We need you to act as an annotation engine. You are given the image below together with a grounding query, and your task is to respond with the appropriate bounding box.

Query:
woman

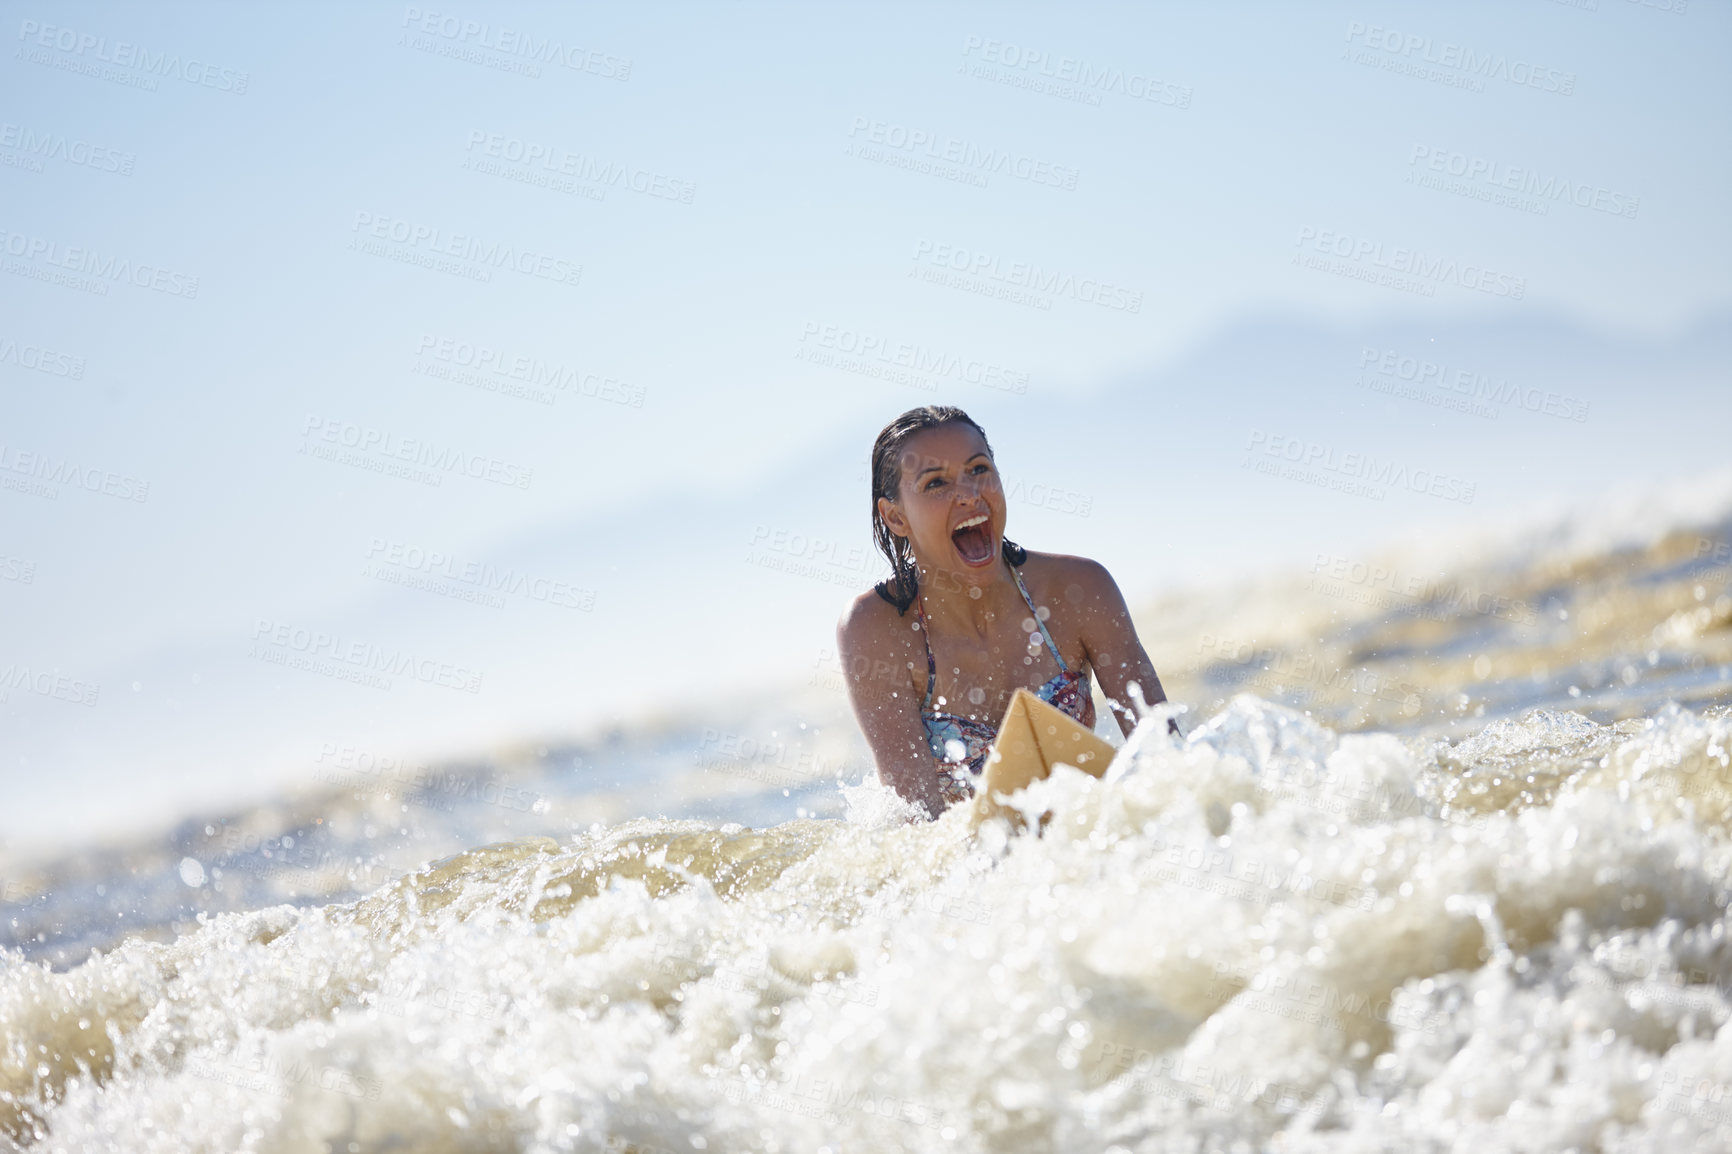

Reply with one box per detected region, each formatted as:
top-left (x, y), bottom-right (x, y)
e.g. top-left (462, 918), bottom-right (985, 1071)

top-left (837, 406), bottom-right (1167, 818)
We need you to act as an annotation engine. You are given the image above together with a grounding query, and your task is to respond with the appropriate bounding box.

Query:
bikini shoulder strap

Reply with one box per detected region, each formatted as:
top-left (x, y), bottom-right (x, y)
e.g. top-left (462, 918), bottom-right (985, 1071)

top-left (1012, 565), bottom-right (1070, 673)
top-left (913, 595), bottom-right (938, 710)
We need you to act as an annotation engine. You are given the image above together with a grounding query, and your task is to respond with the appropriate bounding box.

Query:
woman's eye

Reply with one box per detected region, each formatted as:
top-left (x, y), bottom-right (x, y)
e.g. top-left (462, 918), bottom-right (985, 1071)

top-left (971, 464), bottom-right (990, 475)
top-left (925, 477), bottom-right (947, 490)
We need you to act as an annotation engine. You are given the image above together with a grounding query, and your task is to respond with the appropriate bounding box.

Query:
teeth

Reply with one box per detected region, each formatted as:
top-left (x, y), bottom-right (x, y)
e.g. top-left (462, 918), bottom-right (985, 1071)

top-left (954, 514), bottom-right (988, 531)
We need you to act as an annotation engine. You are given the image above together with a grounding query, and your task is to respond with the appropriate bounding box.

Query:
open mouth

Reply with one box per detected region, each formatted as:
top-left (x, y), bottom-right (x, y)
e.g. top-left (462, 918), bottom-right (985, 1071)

top-left (950, 512), bottom-right (995, 567)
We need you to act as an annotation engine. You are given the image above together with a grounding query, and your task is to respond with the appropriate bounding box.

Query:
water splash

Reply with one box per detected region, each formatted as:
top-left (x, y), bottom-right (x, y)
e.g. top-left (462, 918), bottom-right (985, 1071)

top-left (6, 697), bottom-right (1732, 1152)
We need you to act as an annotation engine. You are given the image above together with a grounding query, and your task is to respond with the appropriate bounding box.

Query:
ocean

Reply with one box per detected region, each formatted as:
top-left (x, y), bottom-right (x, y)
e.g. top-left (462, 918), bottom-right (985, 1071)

top-left (4, 479), bottom-right (1732, 1153)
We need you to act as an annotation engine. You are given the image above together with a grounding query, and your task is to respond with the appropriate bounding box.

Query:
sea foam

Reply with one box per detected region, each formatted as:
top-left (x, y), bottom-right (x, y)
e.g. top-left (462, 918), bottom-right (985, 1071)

top-left (6, 697), bottom-right (1732, 1153)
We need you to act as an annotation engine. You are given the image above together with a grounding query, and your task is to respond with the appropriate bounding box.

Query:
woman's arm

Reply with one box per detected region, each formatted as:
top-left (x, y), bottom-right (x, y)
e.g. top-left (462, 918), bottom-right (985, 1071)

top-left (836, 597), bottom-right (949, 819)
top-left (1067, 559), bottom-right (1168, 737)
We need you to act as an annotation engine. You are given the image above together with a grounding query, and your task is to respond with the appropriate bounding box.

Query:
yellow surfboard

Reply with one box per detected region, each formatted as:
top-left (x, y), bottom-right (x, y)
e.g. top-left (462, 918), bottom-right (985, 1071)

top-left (972, 687), bottom-right (1118, 826)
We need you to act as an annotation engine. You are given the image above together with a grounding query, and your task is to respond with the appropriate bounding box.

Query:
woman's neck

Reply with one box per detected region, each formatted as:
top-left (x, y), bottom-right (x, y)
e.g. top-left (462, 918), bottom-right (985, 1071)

top-left (917, 556), bottom-right (1019, 635)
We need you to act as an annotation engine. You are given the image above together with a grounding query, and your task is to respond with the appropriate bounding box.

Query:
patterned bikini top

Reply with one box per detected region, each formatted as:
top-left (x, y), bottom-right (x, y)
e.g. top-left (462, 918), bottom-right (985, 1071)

top-left (915, 565), bottom-right (1093, 803)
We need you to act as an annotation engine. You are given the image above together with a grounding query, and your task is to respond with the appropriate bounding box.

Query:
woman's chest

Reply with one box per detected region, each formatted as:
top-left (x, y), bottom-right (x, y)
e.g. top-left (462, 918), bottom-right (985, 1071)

top-left (918, 616), bottom-right (1085, 714)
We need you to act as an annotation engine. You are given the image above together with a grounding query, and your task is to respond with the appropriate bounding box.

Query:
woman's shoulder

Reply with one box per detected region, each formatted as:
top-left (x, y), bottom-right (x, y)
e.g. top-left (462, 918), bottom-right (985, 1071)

top-left (1018, 550), bottom-right (1134, 635)
top-left (1017, 549), bottom-right (1116, 598)
top-left (838, 582), bottom-right (914, 651)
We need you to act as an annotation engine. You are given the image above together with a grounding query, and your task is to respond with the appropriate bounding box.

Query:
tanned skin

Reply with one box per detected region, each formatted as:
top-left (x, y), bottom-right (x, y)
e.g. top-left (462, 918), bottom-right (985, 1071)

top-left (837, 423), bottom-right (1166, 818)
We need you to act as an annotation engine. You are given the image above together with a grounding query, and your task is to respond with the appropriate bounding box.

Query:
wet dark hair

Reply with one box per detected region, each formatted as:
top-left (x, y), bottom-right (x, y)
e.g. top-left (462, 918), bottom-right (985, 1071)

top-left (870, 405), bottom-right (1026, 613)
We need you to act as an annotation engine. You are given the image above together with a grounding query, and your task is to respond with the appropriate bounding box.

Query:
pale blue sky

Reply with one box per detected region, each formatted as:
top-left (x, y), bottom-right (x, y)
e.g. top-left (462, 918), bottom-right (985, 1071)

top-left (2, 1), bottom-right (1728, 849)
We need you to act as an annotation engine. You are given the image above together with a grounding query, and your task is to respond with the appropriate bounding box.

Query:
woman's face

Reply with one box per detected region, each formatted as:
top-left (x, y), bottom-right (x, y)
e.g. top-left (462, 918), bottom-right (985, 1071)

top-left (881, 423), bottom-right (1007, 583)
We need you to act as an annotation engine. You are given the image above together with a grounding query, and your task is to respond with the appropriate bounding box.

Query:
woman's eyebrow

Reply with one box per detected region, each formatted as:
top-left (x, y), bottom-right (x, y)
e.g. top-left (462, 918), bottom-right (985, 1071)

top-left (915, 452), bottom-right (987, 479)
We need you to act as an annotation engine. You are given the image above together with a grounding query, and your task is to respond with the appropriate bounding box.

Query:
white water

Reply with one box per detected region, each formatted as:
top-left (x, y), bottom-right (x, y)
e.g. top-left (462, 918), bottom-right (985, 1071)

top-left (6, 694), bottom-right (1732, 1153)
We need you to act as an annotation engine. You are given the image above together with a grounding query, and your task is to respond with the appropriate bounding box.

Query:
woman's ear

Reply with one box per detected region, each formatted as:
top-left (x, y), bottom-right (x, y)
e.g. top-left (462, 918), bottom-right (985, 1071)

top-left (877, 495), bottom-right (909, 539)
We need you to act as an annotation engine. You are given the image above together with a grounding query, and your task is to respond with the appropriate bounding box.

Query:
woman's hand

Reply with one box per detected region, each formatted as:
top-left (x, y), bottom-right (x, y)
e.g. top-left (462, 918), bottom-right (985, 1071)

top-left (882, 761), bottom-right (950, 821)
